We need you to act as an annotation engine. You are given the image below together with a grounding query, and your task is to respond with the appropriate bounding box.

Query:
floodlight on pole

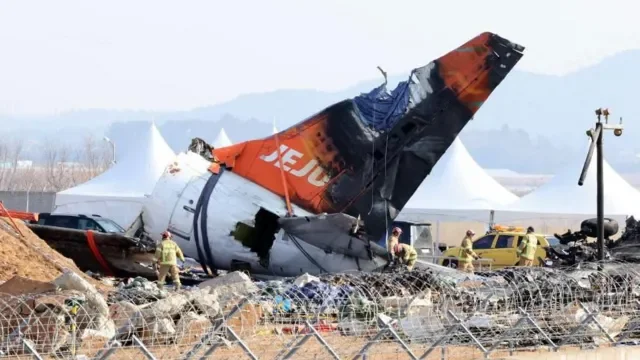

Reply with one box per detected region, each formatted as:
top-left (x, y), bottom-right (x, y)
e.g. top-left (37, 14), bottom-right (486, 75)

top-left (103, 136), bottom-right (116, 165)
top-left (577, 108), bottom-right (624, 263)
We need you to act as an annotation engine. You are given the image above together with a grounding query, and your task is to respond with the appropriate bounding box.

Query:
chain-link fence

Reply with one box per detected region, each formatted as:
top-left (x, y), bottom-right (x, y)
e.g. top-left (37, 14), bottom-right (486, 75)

top-left (2, 263), bottom-right (640, 359)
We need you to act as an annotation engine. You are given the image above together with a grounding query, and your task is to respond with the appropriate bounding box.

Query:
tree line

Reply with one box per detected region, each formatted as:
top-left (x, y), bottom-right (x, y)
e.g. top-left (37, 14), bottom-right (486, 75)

top-left (0, 136), bottom-right (113, 192)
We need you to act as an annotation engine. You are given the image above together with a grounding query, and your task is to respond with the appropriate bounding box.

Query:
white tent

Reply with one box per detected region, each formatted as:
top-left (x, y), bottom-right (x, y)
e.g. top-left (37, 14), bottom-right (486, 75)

top-left (399, 137), bottom-right (518, 222)
top-left (54, 123), bottom-right (176, 229)
top-left (497, 145), bottom-right (640, 219)
top-left (213, 128), bottom-right (233, 148)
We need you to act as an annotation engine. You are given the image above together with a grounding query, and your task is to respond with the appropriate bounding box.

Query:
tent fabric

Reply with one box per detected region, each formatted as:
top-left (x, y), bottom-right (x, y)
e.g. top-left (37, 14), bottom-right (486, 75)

top-left (497, 145), bottom-right (640, 218)
top-left (403, 137), bottom-right (518, 212)
top-left (54, 122), bottom-right (176, 228)
top-left (213, 128), bottom-right (233, 148)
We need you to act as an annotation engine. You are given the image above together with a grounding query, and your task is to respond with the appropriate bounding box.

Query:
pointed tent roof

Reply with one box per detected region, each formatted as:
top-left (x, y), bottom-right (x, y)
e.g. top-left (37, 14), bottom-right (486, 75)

top-left (213, 128), bottom-right (233, 148)
top-left (405, 137), bottom-right (518, 210)
top-left (56, 123), bottom-right (176, 199)
top-left (54, 122), bottom-right (176, 228)
top-left (504, 145), bottom-right (640, 216)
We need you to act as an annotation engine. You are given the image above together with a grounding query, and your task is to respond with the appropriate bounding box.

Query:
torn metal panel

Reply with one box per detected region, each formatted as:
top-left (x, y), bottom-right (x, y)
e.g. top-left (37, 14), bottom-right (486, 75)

top-left (278, 213), bottom-right (387, 260)
top-left (27, 224), bottom-right (155, 277)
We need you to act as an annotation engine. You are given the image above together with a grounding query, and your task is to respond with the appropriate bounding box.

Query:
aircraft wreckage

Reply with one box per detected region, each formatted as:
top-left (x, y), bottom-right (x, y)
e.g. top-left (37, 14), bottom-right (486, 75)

top-left (127, 32), bottom-right (526, 277)
top-left (135, 32), bottom-right (526, 277)
top-left (20, 32), bottom-right (525, 278)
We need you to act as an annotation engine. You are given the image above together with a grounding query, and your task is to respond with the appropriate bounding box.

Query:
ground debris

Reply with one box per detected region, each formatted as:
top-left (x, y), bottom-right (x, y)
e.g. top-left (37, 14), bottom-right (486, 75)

top-left (109, 276), bottom-right (168, 304)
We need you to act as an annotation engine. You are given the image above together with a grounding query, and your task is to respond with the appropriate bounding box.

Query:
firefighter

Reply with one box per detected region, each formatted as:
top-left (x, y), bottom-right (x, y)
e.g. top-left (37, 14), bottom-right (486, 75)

top-left (155, 230), bottom-right (185, 290)
top-left (393, 243), bottom-right (418, 271)
top-left (458, 229), bottom-right (479, 273)
top-left (387, 227), bottom-right (402, 262)
top-left (517, 226), bottom-right (538, 266)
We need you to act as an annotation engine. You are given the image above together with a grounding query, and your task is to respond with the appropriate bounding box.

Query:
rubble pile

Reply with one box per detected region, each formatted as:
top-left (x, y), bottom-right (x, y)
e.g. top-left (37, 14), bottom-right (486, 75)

top-left (109, 277), bottom-right (169, 305)
top-left (251, 266), bottom-right (640, 346)
top-left (0, 217), bottom-right (105, 289)
top-left (0, 271), bottom-right (259, 357)
top-left (545, 217), bottom-right (640, 267)
top-left (0, 272), bottom-right (114, 356)
top-left (3, 265), bottom-right (640, 357)
top-left (609, 216), bottom-right (640, 262)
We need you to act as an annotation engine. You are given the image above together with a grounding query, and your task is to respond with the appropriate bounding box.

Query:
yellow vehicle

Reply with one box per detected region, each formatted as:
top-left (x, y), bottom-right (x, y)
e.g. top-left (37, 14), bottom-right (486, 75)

top-left (439, 225), bottom-right (560, 269)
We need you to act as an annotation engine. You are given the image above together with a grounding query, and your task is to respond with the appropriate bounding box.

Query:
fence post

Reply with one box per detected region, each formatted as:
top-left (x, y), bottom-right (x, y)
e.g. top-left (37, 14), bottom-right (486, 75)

top-left (352, 314), bottom-right (418, 360)
top-left (132, 335), bottom-right (157, 360)
top-left (21, 338), bottom-right (44, 360)
top-left (279, 320), bottom-right (340, 360)
top-left (558, 302), bottom-right (614, 347)
top-left (485, 307), bottom-right (557, 358)
top-left (184, 298), bottom-right (256, 360)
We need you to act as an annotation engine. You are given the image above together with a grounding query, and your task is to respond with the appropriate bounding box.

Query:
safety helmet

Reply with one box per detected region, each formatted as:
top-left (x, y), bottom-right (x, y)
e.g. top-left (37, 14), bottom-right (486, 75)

top-left (162, 230), bottom-right (172, 239)
top-left (393, 243), bottom-right (402, 254)
top-left (466, 229), bottom-right (475, 236)
top-left (527, 226), bottom-right (534, 233)
top-left (392, 227), bottom-right (402, 234)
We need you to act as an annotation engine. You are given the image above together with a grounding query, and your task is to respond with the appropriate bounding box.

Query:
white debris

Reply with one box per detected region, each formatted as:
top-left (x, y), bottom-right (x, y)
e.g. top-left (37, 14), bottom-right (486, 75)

top-left (175, 311), bottom-right (210, 345)
top-left (81, 314), bottom-right (116, 340)
top-left (465, 313), bottom-right (502, 329)
top-left (145, 294), bottom-right (189, 317)
top-left (293, 273), bottom-right (320, 288)
top-left (381, 290), bottom-right (432, 318)
top-left (199, 271), bottom-right (258, 302)
top-left (192, 293), bottom-right (221, 317)
top-left (53, 271), bottom-right (109, 317)
top-left (136, 316), bottom-right (176, 344)
top-left (561, 303), bottom-right (630, 345)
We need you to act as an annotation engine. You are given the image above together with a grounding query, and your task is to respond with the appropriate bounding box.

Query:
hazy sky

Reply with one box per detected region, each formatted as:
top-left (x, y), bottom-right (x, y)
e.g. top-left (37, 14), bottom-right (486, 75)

top-left (1, 0), bottom-right (638, 115)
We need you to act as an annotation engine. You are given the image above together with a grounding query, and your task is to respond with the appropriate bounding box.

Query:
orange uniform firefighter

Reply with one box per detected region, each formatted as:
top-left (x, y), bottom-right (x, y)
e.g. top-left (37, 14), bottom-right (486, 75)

top-left (155, 230), bottom-right (185, 290)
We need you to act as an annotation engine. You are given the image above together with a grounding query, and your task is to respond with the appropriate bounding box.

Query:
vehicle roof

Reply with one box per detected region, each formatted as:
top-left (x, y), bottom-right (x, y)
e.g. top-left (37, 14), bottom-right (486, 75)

top-left (487, 231), bottom-right (549, 237)
top-left (40, 213), bottom-right (106, 220)
top-left (444, 232), bottom-right (554, 251)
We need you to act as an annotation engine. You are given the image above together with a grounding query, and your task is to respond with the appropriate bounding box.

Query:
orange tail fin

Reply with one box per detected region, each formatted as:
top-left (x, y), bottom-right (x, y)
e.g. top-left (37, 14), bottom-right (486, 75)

top-left (215, 32), bottom-right (524, 239)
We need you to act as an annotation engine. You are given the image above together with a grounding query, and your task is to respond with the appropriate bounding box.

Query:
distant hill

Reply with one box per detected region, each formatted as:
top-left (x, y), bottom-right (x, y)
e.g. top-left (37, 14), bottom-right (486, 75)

top-left (3, 49), bottom-right (640, 173)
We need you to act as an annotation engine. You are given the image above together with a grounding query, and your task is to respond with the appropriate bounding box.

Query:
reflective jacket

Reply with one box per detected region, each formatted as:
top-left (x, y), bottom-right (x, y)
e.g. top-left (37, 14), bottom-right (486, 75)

top-left (459, 236), bottom-right (476, 263)
top-left (387, 235), bottom-right (399, 259)
top-left (395, 243), bottom-right (417, 263)
top-left (155, 239), bottom-right (185, 266)
top-left (518, 234), bottom-right (538, 261)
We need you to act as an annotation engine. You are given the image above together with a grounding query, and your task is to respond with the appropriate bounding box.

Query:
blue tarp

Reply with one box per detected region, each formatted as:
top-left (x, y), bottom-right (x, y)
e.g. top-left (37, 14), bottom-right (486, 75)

top-left (353, 75), bottom-right (414, 131)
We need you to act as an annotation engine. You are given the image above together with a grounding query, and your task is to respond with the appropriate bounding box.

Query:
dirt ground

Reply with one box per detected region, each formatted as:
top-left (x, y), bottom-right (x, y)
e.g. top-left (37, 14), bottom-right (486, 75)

top-left (0, 217), bottom-right (107, 291)
top-left (63, 337), bottom-right (594, 360)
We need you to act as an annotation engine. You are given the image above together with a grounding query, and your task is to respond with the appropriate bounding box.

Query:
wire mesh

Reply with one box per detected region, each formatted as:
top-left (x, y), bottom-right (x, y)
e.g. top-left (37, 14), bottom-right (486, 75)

top-left (2, 263), bottom-right (640, 359)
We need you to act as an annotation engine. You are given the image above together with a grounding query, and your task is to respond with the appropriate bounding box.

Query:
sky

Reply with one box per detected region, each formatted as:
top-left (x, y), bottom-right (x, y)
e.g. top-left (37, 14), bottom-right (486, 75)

top-left (1, 0), bottom-right (639, 116)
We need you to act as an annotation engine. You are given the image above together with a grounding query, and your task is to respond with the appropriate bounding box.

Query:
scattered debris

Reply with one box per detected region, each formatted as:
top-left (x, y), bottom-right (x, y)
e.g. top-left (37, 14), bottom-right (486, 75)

top-left (110, 277), bottom-right (168, 304)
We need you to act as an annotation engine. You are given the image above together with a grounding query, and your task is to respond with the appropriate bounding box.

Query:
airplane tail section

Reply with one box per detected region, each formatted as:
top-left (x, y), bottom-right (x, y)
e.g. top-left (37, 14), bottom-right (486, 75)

top-left (214, 32), bottom-right (524, 239)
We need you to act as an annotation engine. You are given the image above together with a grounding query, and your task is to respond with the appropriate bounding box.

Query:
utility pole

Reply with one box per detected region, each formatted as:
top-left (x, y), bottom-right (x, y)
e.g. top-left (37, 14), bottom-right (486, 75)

top-left (578, 108), bottom-right (623, 261)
